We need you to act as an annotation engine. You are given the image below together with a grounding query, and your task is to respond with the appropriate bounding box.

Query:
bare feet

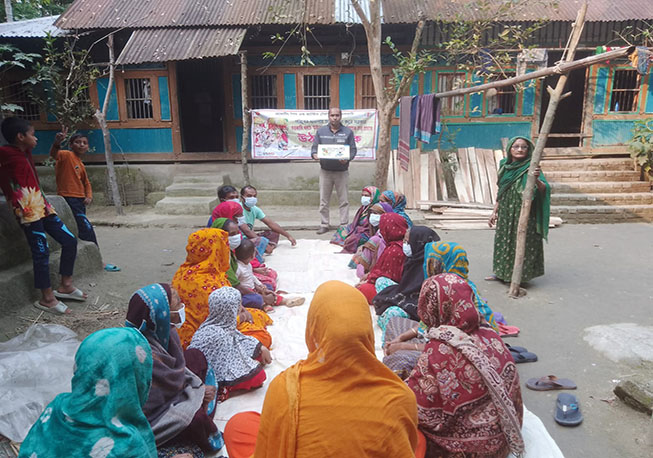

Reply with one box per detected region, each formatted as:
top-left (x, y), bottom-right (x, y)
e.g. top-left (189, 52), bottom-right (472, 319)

top-left (484, 275), bottom-right (500, 282)
top-left (283, 297), bottom-right (306, 307)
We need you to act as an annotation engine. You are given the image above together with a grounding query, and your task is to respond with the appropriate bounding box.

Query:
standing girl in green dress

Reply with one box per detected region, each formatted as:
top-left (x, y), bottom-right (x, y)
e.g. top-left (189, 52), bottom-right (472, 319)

top-left (487, 136), bottom-right (551, 286)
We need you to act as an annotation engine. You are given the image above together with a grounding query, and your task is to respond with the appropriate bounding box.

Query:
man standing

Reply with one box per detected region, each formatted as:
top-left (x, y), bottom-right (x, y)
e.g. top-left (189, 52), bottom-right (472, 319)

top-left (311, 107), bottom-right (357, 235)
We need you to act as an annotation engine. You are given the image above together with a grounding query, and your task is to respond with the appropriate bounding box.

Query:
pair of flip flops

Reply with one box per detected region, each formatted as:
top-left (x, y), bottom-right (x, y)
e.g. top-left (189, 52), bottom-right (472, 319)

top-left (507, 344), bottom-right (538, 363)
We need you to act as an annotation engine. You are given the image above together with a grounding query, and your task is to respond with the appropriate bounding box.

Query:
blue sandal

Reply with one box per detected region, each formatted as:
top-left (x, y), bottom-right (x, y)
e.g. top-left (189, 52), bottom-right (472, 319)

top-left (104, 264), bottom-right (121, 272)
top-left (555, 393), bottom-right (583, 426)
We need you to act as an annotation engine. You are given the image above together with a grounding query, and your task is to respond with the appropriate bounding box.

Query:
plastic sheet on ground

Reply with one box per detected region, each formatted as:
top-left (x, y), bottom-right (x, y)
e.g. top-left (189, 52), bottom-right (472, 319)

top-left (214, 239), bottom-right (564, 458)
top-left (0, 324), bottom-right (80, 442)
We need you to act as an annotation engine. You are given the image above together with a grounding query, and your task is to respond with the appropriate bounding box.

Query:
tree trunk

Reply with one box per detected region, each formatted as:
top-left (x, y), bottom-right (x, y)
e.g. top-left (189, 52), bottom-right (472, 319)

top-left (4, 0), bottom-right (13, 22)
top-left (239, 51), bottom-right (251, 185)
top-left (374, 108), bottom-right (394, 188)
top-left (507, 2), bottom-right (587, 297)
top-left (94, 34), bottom-right (123, 216)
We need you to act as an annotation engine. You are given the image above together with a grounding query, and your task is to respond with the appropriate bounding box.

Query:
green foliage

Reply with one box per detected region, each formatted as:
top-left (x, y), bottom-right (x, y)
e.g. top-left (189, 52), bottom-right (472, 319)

top-left (384, 36), bottom-right (435, 98)
top-left (628, 118), bottom-right (653, 176)
top-left (1, 0), bottom-right (72, 21)
top-left (0, 44), bottom-right (41, 113)
top-left (26, 33), bottom-right (99, 131)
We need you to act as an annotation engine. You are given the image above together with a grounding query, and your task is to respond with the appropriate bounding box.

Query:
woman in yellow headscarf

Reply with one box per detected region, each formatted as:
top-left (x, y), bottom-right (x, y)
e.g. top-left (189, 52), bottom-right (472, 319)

top-left (223, 281), bottom-right (421, 458)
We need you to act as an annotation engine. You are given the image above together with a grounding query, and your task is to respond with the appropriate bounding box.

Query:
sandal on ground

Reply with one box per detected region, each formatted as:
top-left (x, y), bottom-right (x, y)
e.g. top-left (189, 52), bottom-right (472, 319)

top-left (554, 393), bottom-right (583, 426)
top-left (33, 301), bottom-right (69, 315)
top-left (484, 275), bottom-right (500, 281)
top-left (54, 288), bottom-right (86, 301)
top-left (104, 263), bottom-right (121, 272)
top-left (527, 375), bottom-right (577, 391)
top-left (510, 350), bottom-right (538, 363)
top-left (505, 344), bottom-right (528, 353)
top-left (285, 297), bottom-right (306, 307)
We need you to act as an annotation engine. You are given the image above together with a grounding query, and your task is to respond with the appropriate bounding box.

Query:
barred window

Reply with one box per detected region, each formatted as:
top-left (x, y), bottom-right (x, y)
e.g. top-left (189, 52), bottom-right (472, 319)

top-left (361, 74), bottom-right (390, 109)
top-left (486, 73), bottom-right (516, 115)
top-left (437, 72), bottom-right (465, 116)
top-left (1, 83), bottom-right (40, 120)
top-left (125, 78), bottom-right (153, 119)
top-left (610, 69), bottom-right (640, 112)
top-left (251, 75), bottom-right (277, 109)
top-left (303, 75), bottom-right (330, 109)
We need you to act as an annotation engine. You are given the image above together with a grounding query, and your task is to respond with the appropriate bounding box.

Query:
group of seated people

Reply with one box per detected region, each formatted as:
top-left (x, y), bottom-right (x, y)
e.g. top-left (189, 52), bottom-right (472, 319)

top-left (19, 185), bottom-right (524, 458)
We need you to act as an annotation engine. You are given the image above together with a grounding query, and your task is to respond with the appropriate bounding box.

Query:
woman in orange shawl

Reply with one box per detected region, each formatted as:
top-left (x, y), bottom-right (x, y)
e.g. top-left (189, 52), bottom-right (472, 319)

top-left (172, 228), bottom-right (272, 349)
top-left (224, 281), bottom-right (420, 458)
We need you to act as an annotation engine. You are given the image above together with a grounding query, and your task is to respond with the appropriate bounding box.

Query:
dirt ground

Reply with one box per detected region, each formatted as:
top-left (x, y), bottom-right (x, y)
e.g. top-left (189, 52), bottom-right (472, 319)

top-left (3, 223), bottom-right (653, 457)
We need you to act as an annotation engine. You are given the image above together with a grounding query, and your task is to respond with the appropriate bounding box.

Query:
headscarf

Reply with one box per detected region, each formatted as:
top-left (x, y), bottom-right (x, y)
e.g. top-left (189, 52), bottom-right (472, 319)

top-left (373, 226), bottom-right (440, 320)
top-left (407, 274), bottom-right (524, 457)
top-left (172, 228), bottom-right (231, 348)
top-left (423, 241), bottom-right (498, 331)
top-left (352, 201), bottom-right (393, 273)
top-left (188, 287), bottom-right (263, 386)
top-left (333, 185), bottom-right (382, 252)
top-left (382, 190), bottom-right (413, 227)
top-left (497, 136), bottom-right (551, 240)
top-left (126, 283), bottom-right (206, 444)
top-left (366, 213), bottom-right (408, 285)
top-left (360, 185), bottom-right (381, 218)
top-left (18, 328), bottom-right (156, 458)
top-left (210, 217), bottom-right (241, 287)
top-left (211, 201), bottom-right (243, 222)
top-left (253, 281), bottom-right (418, 458)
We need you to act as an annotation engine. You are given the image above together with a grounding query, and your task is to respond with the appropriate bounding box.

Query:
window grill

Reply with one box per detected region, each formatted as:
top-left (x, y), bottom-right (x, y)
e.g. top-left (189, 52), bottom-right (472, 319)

top-left (1, 83), bottom-right (41, 120)
top-left (486, 73), bottom-right (516, 115)
top-left (125, 78), bottom-right (153, 119)
top-left (303, 75), bottom-right (331, 109)
top-left (437, 73), bottom-right (466, 116)
top-left (251, 75), bottom-right (278, 109)
top-left (361, 74), bottom-right (390, 109)
top-left (609, 69), bottom-right (640, 112)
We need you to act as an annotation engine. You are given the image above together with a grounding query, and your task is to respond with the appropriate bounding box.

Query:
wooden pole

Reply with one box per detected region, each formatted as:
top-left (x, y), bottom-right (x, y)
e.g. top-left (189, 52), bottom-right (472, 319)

top-left (434, 45), bottom-right (633, 100)
top-left (94, 34), bottom-right (123, 216)
top-left (239, 51), bottom-right (251, 186)
top-left (507, 2), bottom-right (588, 297)
top-left (4, 0), bottom-right (13, 22)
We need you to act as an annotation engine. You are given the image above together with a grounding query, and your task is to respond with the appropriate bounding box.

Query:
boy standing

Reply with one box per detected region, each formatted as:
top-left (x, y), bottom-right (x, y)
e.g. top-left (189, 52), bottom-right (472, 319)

top-left (0, 117), bottom-right (85, 314)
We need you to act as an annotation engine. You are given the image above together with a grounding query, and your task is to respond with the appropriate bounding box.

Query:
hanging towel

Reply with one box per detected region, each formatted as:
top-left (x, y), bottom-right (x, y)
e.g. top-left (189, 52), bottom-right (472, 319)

top-left (413, 94), bottom-right (441, 144)
top-left (398, 96), bottom-right (413, 171)
top-left (629, 46), bottom-right (651, 75)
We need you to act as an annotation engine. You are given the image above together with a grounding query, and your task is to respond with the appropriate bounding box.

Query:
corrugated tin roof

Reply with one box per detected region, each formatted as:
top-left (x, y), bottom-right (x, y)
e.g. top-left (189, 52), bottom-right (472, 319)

top-left (55, 0), bottom-right (653, 29)
top-left (115, 27), bottom-right (246, 64)
top-left (0, 15), bottom-right (68, 38)
top-left (335, 0), bottom-right (383, 24)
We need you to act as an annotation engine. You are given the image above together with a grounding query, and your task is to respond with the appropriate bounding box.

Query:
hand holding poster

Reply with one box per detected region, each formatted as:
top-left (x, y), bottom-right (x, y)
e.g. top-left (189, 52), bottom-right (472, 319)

top-left (251, 109), bottom-right (377, 160)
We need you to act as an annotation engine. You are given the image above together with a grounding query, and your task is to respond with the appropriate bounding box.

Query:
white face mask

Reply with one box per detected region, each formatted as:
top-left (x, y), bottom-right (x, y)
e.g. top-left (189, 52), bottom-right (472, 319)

top-left (228, 234), bottom-right (242, 250)
top-left (237, 216), bottom-right (246, 225)
top-left (172, 304), bottom-right (186, 329)
top-left (228, 198), bottom-right (242, 205)
top-left (369, 213), bottom-right (381, 226)
top-left (361, 196), bottom-right (371, 206)
top-left (402, 242), bottom-right (412, 257)
top-left (244, 196), bottom-right (258, 208)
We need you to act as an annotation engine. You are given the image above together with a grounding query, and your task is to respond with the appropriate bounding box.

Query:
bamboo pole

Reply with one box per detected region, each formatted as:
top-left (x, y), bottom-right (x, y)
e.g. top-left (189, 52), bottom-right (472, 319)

top-left (239, 51), bottom-right (251, 186)
top-left (434, 45), bottom-right (633, 100)
top-left (507, 2), bottom-right (588, 298)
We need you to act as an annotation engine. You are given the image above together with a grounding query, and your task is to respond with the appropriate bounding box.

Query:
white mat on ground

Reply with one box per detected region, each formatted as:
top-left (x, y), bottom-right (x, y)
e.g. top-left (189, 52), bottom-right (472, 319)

top-left (215, 239), bottom-right (564, 458)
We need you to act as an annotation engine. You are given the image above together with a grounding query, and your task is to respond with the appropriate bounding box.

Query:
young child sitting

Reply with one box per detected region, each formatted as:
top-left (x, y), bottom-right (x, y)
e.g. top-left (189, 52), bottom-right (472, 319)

top-left (235, 239), bottom-right (304, 312)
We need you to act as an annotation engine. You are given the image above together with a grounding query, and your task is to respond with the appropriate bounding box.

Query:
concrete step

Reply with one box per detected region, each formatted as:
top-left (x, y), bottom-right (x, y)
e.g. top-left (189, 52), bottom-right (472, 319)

top-left (257, 190), bottom-right (362, 207)
top-left (552, 204), bottom-right (653, 223)
top-left (546, 170), bottom-right (641, 182)
top-left (171, 174), bottom-right (222, 185)
top-left (154, 196), bottom-right (218, 215)
top-left (541, 158), bottom-right (635, 172)
top-left (550, 181), bottom-right (651, 194)
top-left (552, 192), bottom-right (653, 206)
top-left (165, 182), bottom-right (217, 197)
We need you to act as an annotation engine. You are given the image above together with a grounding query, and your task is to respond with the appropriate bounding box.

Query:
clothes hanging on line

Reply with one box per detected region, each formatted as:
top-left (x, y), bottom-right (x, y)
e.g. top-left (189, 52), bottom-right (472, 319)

top-left (413, 94), bottom-right (441, 144)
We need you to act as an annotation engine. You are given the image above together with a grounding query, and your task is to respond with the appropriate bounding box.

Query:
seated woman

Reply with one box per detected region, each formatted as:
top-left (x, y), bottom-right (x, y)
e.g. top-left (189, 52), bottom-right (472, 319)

top-left (406, 274), bottom-right (524, 458)
top-left (331, 185), bottom-right (381, 253)
top-left (356, 212), bottom-right (408, 304)
top-left (189, 287), bottom-right (272, 401)
top-left (172, 224), bottom-right (272, 349)
top-left (349, 202), bottom-right (393, 277)
top-left (381, 190), bottom-right (413, 227)
top-left (126, 283), bottom-right (223, 455)
top-left (19, 328), bottom-right (158, 458)
top-left (208, 200), bottom-right (243, 228)
top-left (222, 281), bottom-right (421, 458)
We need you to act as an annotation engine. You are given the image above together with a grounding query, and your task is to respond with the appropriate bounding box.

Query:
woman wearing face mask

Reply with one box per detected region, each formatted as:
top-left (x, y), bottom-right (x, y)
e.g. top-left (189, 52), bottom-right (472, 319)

top-left (126, 283), bottom-right (224, 456)
top-left (331, 186), bottom-right (381, 254)
top-left (349, 203), bottom-right (393, 278)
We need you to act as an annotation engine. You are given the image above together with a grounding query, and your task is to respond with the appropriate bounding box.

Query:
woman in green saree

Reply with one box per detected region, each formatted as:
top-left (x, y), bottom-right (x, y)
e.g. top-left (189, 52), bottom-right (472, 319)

top-left (487, 136), bottom-right (551, 285)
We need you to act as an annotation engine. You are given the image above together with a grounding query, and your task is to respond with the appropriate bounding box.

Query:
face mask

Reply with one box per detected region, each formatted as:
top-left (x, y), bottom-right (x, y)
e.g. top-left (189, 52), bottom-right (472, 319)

top-left (402, 242), bottom-right (412, 257)
top-left (172, 304), bottom-right (186, 329)
top-left (228, 198), bottom-right (241, 204)
top-left (369, 213), bottom-right (381, 226)
top-left (245, 197), bottom-right (257, 207)
top-left (237, 216), bottom-right (246, 225)
top-left (228, 234), bottom-right (242, 250)
top-left (361, 196), bottom-right (371, 206)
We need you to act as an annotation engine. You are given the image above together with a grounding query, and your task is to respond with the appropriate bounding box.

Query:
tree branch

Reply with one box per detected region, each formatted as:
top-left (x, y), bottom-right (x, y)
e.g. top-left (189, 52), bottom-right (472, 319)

top-left (350, 0), bottom-right (371, 29)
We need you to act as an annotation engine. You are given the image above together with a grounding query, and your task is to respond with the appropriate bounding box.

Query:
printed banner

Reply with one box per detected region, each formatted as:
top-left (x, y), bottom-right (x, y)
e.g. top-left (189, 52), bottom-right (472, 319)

top-left (251, 109), bottom-right (378, 160)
